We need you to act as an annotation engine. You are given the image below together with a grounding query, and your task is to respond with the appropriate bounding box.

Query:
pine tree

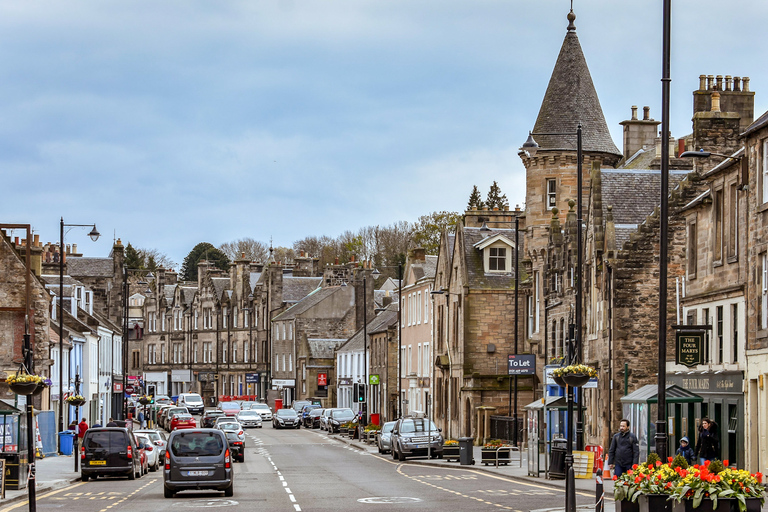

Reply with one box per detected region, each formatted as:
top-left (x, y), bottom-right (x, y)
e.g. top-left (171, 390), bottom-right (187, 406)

top-left (124, 243), bottom-right (145, 270)
top-left (467, 185), bottom-right (484, 210)
top-left (180, 242), bottom-right (230, 282)
top-left (486, 181), bottom-right (508, 210)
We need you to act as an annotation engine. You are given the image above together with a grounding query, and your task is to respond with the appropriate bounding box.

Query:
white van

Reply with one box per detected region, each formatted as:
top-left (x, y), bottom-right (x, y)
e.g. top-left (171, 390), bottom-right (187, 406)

top-left (177, 393), bottom-right (205, 414)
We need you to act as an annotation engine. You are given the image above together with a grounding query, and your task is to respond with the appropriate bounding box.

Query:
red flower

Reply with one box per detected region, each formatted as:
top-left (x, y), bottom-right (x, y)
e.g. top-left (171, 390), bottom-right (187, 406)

top-left (668, 456), bottom-right (674, 463)
top-left (655, 461), bottom-right (662, 467)
top-left (755, 472), bottom-right (763, 483)
top-left (723, 459), bottom-right (729, 467)
top-left (632, 464), bottom-right (639, 469)
top-left (627, 470), bottom-right (634, 475)
top-left (704, 460), bottom-right (711, 467)
top-left (634, 476), bottom-right (641, 484)
top-left (612, 475), bottom-right (618, 481)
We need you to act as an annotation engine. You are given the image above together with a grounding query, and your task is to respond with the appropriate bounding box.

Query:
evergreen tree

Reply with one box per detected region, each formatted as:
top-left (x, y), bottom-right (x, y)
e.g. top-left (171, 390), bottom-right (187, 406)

top-left (180, 242), bottom-right (230, 282)
top-left (467, 185), bottom-right (484, 210)
top-left (124, 243), bottom-right (144, 270)
top-left (411, 211), bottom-right (462, 255)
top-left (485, 181), bottom-right (508, 210)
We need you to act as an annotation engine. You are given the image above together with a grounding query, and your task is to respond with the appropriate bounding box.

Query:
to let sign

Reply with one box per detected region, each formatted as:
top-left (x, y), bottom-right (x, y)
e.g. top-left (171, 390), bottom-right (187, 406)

top-left (317, 373), bottom-right (327, 386)
top-left (508, 354), bottom-right (536, 375)
top-left (676, 330), bottom-right (704, 367)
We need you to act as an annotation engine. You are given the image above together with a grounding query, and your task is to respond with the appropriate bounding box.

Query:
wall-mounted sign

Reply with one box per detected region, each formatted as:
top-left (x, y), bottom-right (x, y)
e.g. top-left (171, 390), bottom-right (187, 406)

top-left (369, 375), bottom-right (379, 385)
top-left (245, 373), bottom-right (260, 384)
top-left (113, 382), bottom-right (123, 393)
top-left (508, 354), bottom-right (536, 375)
top-left (676, 330), bottom-right (705, 367)
top-left (318, 373), bottom-right (327, 386)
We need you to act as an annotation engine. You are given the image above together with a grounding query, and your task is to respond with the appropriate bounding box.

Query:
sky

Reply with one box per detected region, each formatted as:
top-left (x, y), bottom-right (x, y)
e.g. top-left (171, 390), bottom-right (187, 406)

top-left (2, 0), bottom-right (767, 269)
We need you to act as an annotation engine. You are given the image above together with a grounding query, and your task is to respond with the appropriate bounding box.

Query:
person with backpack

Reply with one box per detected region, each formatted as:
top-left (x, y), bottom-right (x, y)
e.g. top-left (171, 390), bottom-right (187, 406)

top-left (608, 418), bottom-right (639, 477)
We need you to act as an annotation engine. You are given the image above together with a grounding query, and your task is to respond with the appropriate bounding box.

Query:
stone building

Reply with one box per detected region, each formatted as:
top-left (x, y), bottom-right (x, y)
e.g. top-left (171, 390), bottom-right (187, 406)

top-left (368, 304), bottom-right (399, 423)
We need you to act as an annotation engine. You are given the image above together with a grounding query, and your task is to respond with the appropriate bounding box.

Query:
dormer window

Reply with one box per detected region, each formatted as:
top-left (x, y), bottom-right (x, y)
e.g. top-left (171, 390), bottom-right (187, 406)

top-left (489, 247), bottom-right (506, 271)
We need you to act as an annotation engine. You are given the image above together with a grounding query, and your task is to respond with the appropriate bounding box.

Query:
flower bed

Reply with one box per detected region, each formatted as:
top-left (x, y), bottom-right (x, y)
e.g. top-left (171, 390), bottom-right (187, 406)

top-left (444, 440), bottom-right (460, 461)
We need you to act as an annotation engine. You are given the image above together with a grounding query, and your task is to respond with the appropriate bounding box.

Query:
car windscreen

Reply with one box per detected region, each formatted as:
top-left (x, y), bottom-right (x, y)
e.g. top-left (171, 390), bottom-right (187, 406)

top-left (332, 410), bottom-right (354, 421)
top-left (382, 422), bottom-right (395, 433)
top-left (398, 419), bottom-right (439, 433)
top-left (219, 423), bottom-right (240, 431)
top-left (252, 404), bottom-right (270, 410)
top-left (309, 409), bottom-right (323, 417)
top-left (171, 432), bottom-right (224, 457)
top-left (85, 431), bottom-right (127, 451)
top-left (277, 409), bottom-right (297, 418)
top-left (238, 411), bottom-right (259, 417)
top-left (182, 394), bottom-right (203, 403)
top-left (175, 415), bottom-right (193, 421)
top-left (221, 403), bottom-right (240, 410)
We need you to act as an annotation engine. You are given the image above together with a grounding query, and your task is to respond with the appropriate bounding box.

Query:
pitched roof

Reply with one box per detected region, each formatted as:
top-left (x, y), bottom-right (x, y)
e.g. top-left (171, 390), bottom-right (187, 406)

top-left (67, 257), bottom-right (114, 278)
top-left (249, 272), bottom-right (262, 291)
top-left (742, 109), bottom-right (768, 137)
top-left (600, 169), bottom-right (690, 249)
top-left (462, 226), bottom-right (520, 290)
top-left (272, 286), bottom-right (346, 321)
top-left (283, 276), bottom-right (322, 303)
top-left (308, 338), bottom-right (346, 359)
top-left (338, 306), bottom-right (398, 354)
top-left (409, 255), bottom-right (438, 282)
top-left (212, 277), bottom-right (230, 300)
top-left (530, 12), bottom-right (620, 157)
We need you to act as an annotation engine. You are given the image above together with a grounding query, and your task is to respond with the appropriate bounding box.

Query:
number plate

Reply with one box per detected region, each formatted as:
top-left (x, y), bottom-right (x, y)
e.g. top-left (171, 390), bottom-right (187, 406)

top-left (187, 470), bottom-right (208, 477)
top-left (89, 460), bottom-right (106, 465)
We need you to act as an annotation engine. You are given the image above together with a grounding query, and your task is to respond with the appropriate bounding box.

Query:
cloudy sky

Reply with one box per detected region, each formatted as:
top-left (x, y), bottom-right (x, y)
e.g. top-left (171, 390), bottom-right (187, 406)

top-left (2, 0), bottom-right (766, 268)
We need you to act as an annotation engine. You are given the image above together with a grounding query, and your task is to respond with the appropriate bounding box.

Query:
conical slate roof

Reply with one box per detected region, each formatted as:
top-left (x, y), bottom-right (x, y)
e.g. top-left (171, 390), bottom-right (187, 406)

top-left (531, 11), bottom-right (621, 157)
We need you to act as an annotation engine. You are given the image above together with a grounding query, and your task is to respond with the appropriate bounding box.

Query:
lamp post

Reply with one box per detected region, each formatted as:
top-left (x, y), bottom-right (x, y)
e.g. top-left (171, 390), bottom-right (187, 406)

top-left (362, 273), bottom-right (369, 426)
top-left (371, 263), bottom-right (403, 419)
top-left (73, 369), bottom-right (81, 472)
top-left (522, 124), bottom-right (583, 512)
top-left (58, 219), bottom-right (99, 451)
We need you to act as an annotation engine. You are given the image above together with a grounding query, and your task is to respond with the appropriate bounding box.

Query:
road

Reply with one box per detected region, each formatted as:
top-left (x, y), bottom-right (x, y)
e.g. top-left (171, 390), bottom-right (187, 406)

top-left (2, 424), bottom-right (597, 512)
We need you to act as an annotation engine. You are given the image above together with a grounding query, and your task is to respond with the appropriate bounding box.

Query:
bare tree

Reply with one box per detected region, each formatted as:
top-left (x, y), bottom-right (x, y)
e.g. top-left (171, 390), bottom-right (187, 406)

top-left (219, 237), bottom-right (270, 262)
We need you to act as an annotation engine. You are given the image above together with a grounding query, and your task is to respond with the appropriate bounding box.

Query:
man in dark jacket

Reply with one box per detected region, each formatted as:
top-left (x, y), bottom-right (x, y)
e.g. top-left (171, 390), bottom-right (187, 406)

top-left (608, 419), bottom-right (639, 478)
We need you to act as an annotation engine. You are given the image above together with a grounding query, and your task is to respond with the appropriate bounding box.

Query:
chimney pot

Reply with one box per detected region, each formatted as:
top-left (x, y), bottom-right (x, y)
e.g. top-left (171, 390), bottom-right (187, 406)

top-left (743, 77), bottom-right (750, 92)
top-left (734, 77), bottom-right (741, 92)
top-left (34, 234), bottom-right (40, 246)
top-left (716, 75), bottom-right (723, 91)
top-left (707, 75), bottom-right (714, 90)
top-left (643, 106), bottom-right (650, 120)
top-left (631, 105), bottom-right (638, 120)
top-left (699, 75), bottom-right (706, 90)
top-left (725, 75), bottom-right (733, 91)
top-left (711, 91), bottom-right (721, 112)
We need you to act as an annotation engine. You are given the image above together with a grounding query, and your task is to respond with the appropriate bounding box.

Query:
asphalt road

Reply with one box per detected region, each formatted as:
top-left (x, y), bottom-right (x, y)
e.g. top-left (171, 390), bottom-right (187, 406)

top-left (3, 424), bottom-right (596, 512)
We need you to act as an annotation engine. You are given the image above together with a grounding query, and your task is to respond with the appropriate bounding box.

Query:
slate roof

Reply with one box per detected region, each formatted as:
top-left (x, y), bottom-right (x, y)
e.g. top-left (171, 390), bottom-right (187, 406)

top-left (283, 277), bottom-right (322, 303)
top-left (308, 339), bottom-right (346, 359)
top-left (410, 255), bottom-right (438, 282)
top-left (374, 290), bottom-right (398, 310)
top-left (742, 109), bottom-right (768, 137)
top-left (272, 286), bottom-right (344, 321)
top-left (67, 257), bottom-right (114, 278)
top-left (180, 286), bottom-right (197, 306)
top-left (163, 284), bottom-right (175, 301)
top-left (212, 278), bottom-right (229, 300)
top-left (600, 169), bottom-right (690, 249)
top-left (462, 226), bottom-right (520, 290)
top-left (249, 272), bottom-right (262, 291)
top-left (41, 274), bottom-right (82, 290)
top-left (530, 13), bottom-right (621, 157)
top-left (338, 304), bottom-right (399, 354)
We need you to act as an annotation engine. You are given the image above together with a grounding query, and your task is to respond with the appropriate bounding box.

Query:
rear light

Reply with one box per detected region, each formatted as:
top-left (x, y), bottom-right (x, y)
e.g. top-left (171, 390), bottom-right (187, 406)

top-left (145, 446), bottom-right (153, 452)
top-left (225, 449), bottom-right (231, 468)
top-left (238, 431), bottom-right (243, 436)
top-left (81, 445), bottom-right (85, 460)
top-left (233, 441), bottom-right (243, 446)
top-left (165, 450), bottom-right (170, 470)
top-left (127, 445), bottom-right (133, 459)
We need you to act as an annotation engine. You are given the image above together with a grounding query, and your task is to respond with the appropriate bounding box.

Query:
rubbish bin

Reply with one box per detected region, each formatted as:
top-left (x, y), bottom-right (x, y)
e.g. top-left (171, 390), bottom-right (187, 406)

top-left (58, 431), bottom-right (75, 456)
top-left (459, 437), bottom-right (475, 465)
top-left (549, 438), bottom-right (567, 479)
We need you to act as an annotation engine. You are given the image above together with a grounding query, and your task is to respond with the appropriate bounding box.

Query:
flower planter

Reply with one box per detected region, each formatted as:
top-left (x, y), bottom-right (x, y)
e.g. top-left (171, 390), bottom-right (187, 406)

top-left (672, 498), bottom-right (734, 512)
top-left (67, 399), bottom-right (86, 407)
top-left (339, 427), bottom-right (348, 436)
top-left (553, 375), bottom-right (567, 387)
top-left (741, 498), bottom-right (763, 512)
top-left (638, 494), bottom-right (673, 512)
top-left (9, 381), bottom-right (39, 395)
top-left (562, 373), bottom-right (591, 387)
top-left (616, 500), bottom-right (640, 512)
top-left (444, 445), bottom-right (460, 461)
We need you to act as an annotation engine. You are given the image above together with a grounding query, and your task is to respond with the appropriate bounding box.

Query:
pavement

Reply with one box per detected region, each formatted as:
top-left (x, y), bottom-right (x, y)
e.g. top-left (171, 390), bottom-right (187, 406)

top-left (1, 423), bottom-right (615, 511)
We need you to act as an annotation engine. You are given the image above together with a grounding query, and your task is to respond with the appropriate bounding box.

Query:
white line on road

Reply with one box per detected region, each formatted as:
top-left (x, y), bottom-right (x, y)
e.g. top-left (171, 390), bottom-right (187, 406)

top-left (294, 505), bottom-right (301, 511)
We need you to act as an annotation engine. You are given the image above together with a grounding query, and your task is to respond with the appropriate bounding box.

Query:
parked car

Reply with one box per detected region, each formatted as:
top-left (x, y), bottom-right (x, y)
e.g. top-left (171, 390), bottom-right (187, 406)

top-left (217, 421), bottom-right (245, 462)
top-left (239, 401), bottom-right (258, 410)
top-left (377, 421), bottom-right (396, 454)
top-left (217, 402), bottom-right (241, 417)
top-left (163, 407), bottom-right (190, 431)
top-left (80, 427), bottom-right (143, 481)
top-left (304, 408), bottom-right (324, 428)
top-left (327, 408), bottom-right (355, 433)
top-left (170, 413), bottom-right (197, 431)
top-left (135, 434), bottom-right (155, 473)
top-left (272, 409), bottom-right (300, 429)
top-left (291, 400), bottom-right (311, 414)
top-left (235, 410), bottom-right (263, 428)
top-left (390, 416), bottom-right (444, 461)
top-left (249, 403), bottom-right (273, 421)
top-left (177, 393), bottom-right (205, 415)
top-left (300, 404), bottom-right (321, 425)
top-left (156, 405), bottom-right (174, 428)
top-left (163, 429), bottom-right (234, 498)
top-left (154, 395), bottom-right (174, 406)
top-left (202, 410), bottom-right (226, 428)
top-left (319, 408), bottom-right (335, 431)
top-left (134, 429), bottom-right (166, 471)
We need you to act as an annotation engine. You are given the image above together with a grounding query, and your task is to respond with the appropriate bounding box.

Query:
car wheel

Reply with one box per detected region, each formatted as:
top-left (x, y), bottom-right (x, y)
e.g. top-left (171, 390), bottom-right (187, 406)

top-left (164, 487), bottom-right (175, 499)
top-left (392, 447), bottom-right (398, 460)
top-left (398, 449), bottom-right (406, 462)
top-left (224, 483), bottom-right (234, 497)
top-left (239, 454), bottom-right (245, 463)
top-left (81, 474), bottom-right (89, 482)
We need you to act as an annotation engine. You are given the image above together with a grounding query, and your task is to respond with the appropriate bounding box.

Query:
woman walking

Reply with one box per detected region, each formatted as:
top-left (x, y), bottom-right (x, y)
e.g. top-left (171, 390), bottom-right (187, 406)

top-left (695, 417), bottom-right (720, 465)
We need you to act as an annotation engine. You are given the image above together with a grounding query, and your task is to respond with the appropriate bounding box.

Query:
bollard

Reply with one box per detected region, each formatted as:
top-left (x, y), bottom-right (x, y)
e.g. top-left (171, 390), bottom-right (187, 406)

top-left (595, 472), bottom-right (604, 512)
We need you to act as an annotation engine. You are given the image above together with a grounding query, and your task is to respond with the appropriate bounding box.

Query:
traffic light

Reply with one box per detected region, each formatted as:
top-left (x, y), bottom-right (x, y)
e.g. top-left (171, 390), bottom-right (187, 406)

top-left (356, 383), bottom-right (366, 403)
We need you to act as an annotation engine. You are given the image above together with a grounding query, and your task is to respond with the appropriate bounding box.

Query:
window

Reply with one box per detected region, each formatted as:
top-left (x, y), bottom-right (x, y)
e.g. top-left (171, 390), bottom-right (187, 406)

top-left (244, 310), bottom-right (249, 328)
top-left (161, 314), bottom-right (166, 332)
top-left (194, 311), bottom-right (198, 330)
top-left (732, 304), bottom-right (738, 363)
top-left (288, 323), bottom-right (293, 340)
top-left (132, 350), bottom-right (140, 369)
top-left (401, 347), bottom-right (406, 377)
top-left (222, 343), bottom-right (227, 364)
top-left (148, 344), bottom-right (156, 364)
top-left (534, 271), bottom-right (540, 333)
top-left (728, 183), bottom-right (738, 259)
top-left (233, 307), bottom-right (238, 328)
top-left (407, 345), bottom-right (412, 375)
top-left (223, 308), bottom-right (228, 329)
top-left (282, 354), bottom-right (286, 372)
top-left (424, 291), bottom-right (429, 323)
top-left (717, 306), bottom-right (724, 364)
top-left (714, 188), bottom-right (723, 263)
top-left (489, 247), bottom-right (507, 271)
top-left (288, 354), bottom-right (292, 372)
top-left (417, 343), bottom-right (422, 376)
top-left (687, 221), bottom-right (697, 278)
top-left (417, 292), bottom-right (422, 324)
top-left (762, 254), bottom-right (768, 330)
top-left (244, 342), bottom-right (249, 363)
top-left (160, 343), bottom-right (165, 364)
top-left (762, 139), bottom-right (768, 203)
top-left (703, 309), bottom-right (710, 363)
top-left (547, 178), bottom-right (557, 209)
top-left (232, 342), bottom-right (237, 363)
top-left (402, 298), bottom-right (406, 327)
top-left (423, 343), bottom-right (429, 376)
top-left (193, 342), bottom-right (198, 363)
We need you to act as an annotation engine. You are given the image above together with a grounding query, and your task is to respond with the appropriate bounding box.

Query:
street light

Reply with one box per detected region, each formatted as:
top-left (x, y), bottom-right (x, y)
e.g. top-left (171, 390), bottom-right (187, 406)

top-left (362, 272), bottom-right (369, 426)
top-left (58, 219), bottom-right (99, 451)
top-left (371, 263), bottom-right (403, 419)
top-left (522, 124), bottom-right (583, 512)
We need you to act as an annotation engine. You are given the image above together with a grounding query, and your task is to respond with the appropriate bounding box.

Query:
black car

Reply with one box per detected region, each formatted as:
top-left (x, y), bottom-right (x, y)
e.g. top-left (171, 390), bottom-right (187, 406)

top-left (272, 409), bottom-right (300, 429)
top-left (304, 408), bottom-right (324, 428)
top-left (202, 410), bottom-right (225, 428)
top-left (164, 429), bottom-right (234, 498)
top-left (327, 408), bottom-right (355, 433)
top-left (80, 427), bottom-right (143, 481)
top-left (300, 404), bottom-right (321, 425)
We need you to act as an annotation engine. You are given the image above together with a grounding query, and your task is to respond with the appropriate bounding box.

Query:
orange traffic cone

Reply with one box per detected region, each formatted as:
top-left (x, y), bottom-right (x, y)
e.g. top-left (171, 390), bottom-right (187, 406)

top-left (602, 456), bottom-right (611, 479)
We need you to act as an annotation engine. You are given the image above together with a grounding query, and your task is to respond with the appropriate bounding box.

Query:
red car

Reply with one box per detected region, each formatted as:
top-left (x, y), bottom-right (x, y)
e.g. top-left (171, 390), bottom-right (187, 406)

top-left (135, 436), bottom-right (151, 475)
top-left (170, 414), bottom-right (197, 431)
top-left (218, 402), bottom-right (241, 417)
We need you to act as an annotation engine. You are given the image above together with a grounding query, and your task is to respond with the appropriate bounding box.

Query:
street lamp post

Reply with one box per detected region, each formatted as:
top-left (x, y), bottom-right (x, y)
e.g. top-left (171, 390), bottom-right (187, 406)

top-left (362, 273), bottom-right (368, 426)
top-left (58, 219), bottom-right (99, 451)
top-left (522, 124), bottom-right (583, 512)
top-left (73, 369), bottom-right (81, 472)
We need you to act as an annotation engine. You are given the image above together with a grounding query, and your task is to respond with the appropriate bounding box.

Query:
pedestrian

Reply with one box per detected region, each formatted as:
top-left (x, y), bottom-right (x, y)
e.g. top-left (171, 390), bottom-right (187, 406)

top-left (695, 418), bottom-right (720, 465)
top-left (608, 418), bottom-right (639, 478)
top-left (106, 417), bottom-right (118, 427)
top-left (78, 417), bottom-right (89, 439)
top-left (138, 410), bottom-right (146, 429)
top-left (68, 420), bottom-right (78, 432)
top-left (675, 436), bottom-right (695, 465)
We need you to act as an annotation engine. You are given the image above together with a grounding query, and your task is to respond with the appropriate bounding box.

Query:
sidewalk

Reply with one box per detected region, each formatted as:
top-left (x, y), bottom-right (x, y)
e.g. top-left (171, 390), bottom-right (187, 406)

top-left (330, 432), bottom-right (616, 511)
top-left (0, 454), bottom-right (82, 507)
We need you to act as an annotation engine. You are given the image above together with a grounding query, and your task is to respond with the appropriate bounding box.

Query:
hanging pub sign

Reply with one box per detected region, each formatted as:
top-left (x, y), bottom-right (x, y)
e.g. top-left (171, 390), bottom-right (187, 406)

top-left (674, 325), bottom-right (709, 368)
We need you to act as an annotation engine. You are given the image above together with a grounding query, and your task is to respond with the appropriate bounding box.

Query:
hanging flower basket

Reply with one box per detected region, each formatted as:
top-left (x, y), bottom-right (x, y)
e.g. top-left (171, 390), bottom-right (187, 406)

top-left (552, 364), bottom-right (597, 387)
top-left (6, 373), bottom-right (45, 396)
top-left (9, 381), bottom-right (39, 395)
top-left (553, 374), bottom-right (567, 387)
top-left (138, 396), bottom-right (151, 405)
top-left (66, 395), bottom-right (86, 407)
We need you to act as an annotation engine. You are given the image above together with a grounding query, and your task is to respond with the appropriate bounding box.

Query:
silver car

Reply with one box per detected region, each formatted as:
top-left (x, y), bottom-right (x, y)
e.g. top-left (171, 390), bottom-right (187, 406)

top-left (377, 421), bottom-right (396, 454)
top-left (135, 433), bottom-right (160, 471)
top-left (391, 417), bottom-right (444, 461)
top-left (134, 429), bottom-right (167, 471)
top-left (235, 410), bottom-right (263, 428)
top-left (217, 421), bottom-right (246, 462)
top-left (249, 403), bottom-right (273, 421)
